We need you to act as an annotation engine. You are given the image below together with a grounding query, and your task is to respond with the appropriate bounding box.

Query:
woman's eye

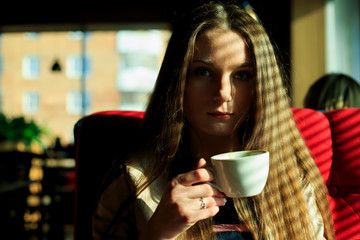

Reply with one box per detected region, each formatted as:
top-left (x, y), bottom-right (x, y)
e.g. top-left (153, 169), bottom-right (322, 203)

top-left (194, 67), bottom-right (211, 77)
top-left (233, 71), bottom-right (252, 81)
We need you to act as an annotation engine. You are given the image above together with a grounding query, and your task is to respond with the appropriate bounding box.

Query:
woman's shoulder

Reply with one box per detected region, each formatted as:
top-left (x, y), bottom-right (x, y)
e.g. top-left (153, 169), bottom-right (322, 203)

top-left (92, 159), bottom-right (139, 239)
top-left (126, 151), bottom-right (151, 179)
top-left (97, 167), bottom-right (136, 214)
top-left (99, 152), bottom-right (150, 200)
top-left (93, 164), bottom-right (139, 239)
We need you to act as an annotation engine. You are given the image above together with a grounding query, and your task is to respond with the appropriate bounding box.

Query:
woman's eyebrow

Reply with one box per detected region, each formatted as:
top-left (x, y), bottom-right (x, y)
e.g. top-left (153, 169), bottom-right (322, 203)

top-left (192, 59), bottom-right (252, 66)
top-left (192, 59), bottom-right (212, 65)
top-left (237, 62), bottom-right (253, 68)
top-left (191, 60), bottom-right (253, 71)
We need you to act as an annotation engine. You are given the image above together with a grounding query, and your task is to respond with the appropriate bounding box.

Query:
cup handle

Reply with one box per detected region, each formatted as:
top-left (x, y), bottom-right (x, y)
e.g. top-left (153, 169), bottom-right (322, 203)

top-left (206, 166), bottom-right (224, 193)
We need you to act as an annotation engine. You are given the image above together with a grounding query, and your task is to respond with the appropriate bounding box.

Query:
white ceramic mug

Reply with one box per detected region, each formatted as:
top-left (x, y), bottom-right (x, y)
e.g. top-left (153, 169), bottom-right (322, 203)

top-left (209, 150), bottom-right (269, 198)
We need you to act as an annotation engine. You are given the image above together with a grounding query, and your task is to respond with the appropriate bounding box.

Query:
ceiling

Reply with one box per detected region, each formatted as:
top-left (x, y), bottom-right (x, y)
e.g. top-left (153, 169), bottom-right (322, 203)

top-left (0, 1), bottom-right (290, 67)
top-left (0, 2), bottom-right (175, 32)
top-left (0, 1), bottom-right (289, 31)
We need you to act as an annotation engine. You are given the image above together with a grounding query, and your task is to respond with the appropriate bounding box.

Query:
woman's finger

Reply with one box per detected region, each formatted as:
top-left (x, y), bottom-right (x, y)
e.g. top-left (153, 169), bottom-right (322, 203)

top-left (185, 182), bottom-right (225, 198)
top-left (173, 168), bottom-right (214, 186)
top-left (192, 196), bottom-right (227, 210)
top-left (192, 158), bottom-right (207, 170)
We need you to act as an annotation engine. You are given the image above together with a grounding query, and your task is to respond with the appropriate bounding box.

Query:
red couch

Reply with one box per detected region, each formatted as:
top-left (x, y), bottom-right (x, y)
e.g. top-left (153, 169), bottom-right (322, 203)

top-left (74, 108), bottom-right (360, 239)
top-left (293, 108), bottom-right (360, 239)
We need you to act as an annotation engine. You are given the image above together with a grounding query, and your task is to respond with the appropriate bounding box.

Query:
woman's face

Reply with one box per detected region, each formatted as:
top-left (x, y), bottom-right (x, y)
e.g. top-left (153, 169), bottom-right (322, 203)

top-left (184, 28), bottom-right (254, 138)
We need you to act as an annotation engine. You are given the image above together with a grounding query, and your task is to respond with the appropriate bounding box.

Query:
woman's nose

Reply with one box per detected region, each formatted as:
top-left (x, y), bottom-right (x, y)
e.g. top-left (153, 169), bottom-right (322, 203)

top-left (214, 75), bottom-right (233, 103)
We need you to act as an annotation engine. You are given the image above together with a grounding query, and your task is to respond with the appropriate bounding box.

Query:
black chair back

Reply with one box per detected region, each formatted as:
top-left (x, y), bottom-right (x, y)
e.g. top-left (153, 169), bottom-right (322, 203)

top-left (73, 111), bottom-right (143, 240)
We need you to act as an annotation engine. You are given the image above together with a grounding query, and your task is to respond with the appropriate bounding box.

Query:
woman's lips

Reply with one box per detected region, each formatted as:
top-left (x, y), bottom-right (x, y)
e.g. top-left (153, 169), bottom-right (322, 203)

top-left (208, 111), bottom-right (233, 119)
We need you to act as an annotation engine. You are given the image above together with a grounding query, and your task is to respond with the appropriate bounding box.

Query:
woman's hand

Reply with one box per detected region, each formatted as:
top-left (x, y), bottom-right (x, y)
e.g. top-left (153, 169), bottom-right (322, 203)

top-left (139, 158), bottom-right (226, 240)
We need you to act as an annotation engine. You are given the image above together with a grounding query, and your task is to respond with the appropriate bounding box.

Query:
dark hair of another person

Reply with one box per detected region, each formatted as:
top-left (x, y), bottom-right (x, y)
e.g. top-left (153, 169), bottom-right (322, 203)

top-left (304, 73), bottom-right (360, 110)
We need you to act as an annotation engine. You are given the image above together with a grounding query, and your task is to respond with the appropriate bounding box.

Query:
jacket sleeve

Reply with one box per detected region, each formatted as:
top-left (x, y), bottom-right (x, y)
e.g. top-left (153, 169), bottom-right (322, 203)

top-left (92, 171), bottom-right (138, 240)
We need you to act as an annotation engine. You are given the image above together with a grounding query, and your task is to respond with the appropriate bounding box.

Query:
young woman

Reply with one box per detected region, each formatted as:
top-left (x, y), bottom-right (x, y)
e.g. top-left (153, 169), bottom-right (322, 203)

top-left (92, 1), bottom-right (334, 239)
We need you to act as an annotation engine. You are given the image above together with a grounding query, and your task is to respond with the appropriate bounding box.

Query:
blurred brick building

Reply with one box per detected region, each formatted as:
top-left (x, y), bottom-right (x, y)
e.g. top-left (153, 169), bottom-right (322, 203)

top-left (0, 30), bottom-right (170, 146)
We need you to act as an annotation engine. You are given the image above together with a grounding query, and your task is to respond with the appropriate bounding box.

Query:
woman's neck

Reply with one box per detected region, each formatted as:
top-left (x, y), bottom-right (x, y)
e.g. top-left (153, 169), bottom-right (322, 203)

top-left (189, 130), bottom-right (242, 165)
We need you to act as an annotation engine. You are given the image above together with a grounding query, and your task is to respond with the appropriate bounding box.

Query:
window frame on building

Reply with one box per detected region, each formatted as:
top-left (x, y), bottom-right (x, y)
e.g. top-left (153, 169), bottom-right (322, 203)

top-left (66, 55), bottom-right (91, 80)
top-left (22, 55), bottom-right (40, 79)
top-left (66, 90), bottom-right (91, 115)
top-left (22, 91), bottom-right (40, 114)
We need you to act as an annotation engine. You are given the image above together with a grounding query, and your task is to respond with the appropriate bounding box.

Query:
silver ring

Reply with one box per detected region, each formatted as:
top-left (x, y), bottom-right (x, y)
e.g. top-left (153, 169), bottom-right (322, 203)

top-left (200, 197), bottom-right (206, 209)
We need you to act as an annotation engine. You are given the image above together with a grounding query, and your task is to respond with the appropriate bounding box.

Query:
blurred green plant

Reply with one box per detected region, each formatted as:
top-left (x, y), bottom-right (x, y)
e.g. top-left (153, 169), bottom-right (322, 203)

top-left (0, 113), bottom-right (47, 149)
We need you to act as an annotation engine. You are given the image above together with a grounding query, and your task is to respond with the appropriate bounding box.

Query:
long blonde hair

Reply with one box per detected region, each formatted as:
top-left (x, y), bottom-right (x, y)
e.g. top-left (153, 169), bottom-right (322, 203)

top-left (138, 1), bottom-right (334, 239)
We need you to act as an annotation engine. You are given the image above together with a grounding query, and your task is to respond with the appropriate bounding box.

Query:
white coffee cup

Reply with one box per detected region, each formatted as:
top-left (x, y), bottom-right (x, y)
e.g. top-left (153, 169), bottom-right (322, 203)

top-left (209, 150), bottom-right (269, 198)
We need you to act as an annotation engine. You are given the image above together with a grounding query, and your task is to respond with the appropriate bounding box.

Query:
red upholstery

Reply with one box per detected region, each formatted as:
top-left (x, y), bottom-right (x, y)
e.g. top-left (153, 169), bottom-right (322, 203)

top-left (324, 109), bottom-right (360, 239)
top-left (73, 108), bottom-right (360, 239)
top-left (324, 109), bottom-right (360, 192)
top-left (292, 108), bottom-right (333, 183)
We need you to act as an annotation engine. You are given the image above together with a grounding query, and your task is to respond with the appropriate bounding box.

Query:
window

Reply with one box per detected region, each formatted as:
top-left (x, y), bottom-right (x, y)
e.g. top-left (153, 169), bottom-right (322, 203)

top-left (22, 56), bottom-right (40, 79)
top-left (24, 32), bottom-right (40, 40)
top-left (69, 31), bottom-right (84, 40)
top-left (66, 91), bottom-right (91, 115)
top-left (117, 30), bottom-right (168, 111)
top-left (2, 29), bottom-right (170, 145)
top-left (22, 92), bottom-right (39, 114)
top-left (66, 56), bottom-right (91, 79)
top-left (0, 34), bottom-right (2, 77)
top-left (68, 31), bottom-right (92, 41)
top-left (118, 92), bottom-right (151, 111)
top-left (120, 52), bottom-right (158, 70)
top-left (0, 55), bottom-right (3, 77)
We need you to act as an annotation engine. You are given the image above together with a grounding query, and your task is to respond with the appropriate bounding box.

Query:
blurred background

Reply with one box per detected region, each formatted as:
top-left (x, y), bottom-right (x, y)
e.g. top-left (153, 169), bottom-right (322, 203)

top-left (0, 0), bottom-right (358, 239)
